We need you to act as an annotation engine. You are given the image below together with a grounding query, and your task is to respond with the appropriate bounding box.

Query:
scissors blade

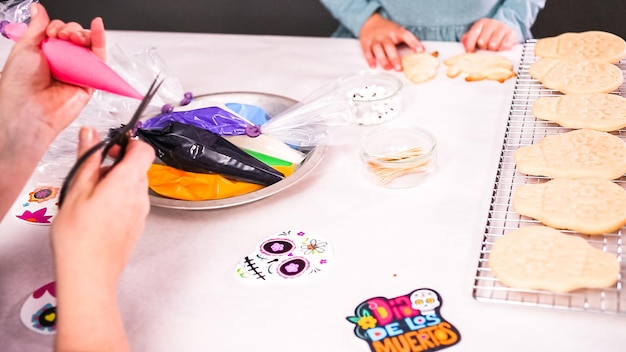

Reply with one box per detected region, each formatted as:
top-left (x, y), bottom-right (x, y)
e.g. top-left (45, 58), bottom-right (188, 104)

top-left (59, 75), bottom-right (164, 207)
top-left (120, 75), bottom-right (164, 135)
top-left (107, 75), bottom-right (164, 163)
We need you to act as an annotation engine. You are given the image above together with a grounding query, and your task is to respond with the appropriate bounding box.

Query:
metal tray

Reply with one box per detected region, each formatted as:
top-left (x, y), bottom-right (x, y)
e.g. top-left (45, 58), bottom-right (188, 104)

top-left (148, 92), bottom-right (326, 210)
top-left (472, 40), bottom-right (626, 315)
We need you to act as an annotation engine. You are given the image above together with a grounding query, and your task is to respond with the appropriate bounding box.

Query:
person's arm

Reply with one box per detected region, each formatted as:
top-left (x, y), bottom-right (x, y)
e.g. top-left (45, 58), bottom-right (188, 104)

top-left (492, 0), bottom-right (547, 42)
top-left (462, 0), bottom-right (546, 52)
top-left (319, 0), bottom-right (382, 37)
top-left (51, 127), bottom-right (155, 352)
top-left (0, 3), bottom-right (105, 219)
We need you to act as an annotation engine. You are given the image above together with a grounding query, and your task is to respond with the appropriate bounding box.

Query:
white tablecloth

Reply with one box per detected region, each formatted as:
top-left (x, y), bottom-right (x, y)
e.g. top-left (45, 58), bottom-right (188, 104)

top-left (1, 31), bottom-right (624, 352)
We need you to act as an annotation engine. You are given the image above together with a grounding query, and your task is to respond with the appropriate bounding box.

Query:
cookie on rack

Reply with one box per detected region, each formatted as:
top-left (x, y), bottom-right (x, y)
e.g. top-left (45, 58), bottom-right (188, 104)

top-left (529, 58), bottom-right (623, 94)
top-left (489, 225), bottom-right (619, 293)
top-left (512, 178), bottom-right (626, 235)
top-left (532, 93), bottom-right (626, 132)
top-left (513, 128), bottom-right (626, 179)
top-left (534, 31), bottom-right (626, 64)
top-left (443, 52), bottom-right (516, 83)
top-left (402, 51), bottom-right (439, 83)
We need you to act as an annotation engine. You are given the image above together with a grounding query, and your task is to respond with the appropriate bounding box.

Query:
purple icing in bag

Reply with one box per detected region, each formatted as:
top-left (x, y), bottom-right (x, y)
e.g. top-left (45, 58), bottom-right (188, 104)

top-left (142, 106), bottom-right (255, 136)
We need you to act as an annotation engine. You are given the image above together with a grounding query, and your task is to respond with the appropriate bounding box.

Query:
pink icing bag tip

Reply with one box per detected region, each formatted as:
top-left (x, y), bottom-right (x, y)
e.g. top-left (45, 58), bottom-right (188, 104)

top-left (2, 22), bottom-right (143, 100)
top-left (43, 38), bottom-right (144, 99)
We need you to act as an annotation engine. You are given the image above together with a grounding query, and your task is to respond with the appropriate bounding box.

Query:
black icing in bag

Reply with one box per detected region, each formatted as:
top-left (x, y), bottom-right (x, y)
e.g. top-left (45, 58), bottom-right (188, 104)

top-left (137, 121), bottom-right (284, 186)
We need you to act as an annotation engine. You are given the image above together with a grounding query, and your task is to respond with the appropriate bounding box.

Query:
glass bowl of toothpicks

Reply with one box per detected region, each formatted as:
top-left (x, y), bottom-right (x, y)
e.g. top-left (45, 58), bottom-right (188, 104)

top-left (360, 125), bottom-right (437, 188)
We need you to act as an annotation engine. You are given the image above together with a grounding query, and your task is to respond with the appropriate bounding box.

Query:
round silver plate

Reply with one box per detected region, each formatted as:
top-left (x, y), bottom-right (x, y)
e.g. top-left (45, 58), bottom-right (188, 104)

top-left (148, 92), bottom-right (327, 210)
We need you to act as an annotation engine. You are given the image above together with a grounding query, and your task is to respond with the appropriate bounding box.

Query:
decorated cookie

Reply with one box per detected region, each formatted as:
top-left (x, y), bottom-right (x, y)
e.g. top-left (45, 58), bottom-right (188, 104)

top-left (235, 229), bottom-right (333, 281)
top-left (20, 281), bottom-right (57, 335)
top-left (347, 288), bottom-right (460, 352)
top-left (13, 184), bottom-right (60, 225)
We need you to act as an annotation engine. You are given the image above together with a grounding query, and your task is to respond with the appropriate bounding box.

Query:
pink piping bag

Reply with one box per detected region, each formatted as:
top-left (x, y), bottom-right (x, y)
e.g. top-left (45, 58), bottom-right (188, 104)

top-left (0, 21), bottom-right (143, 99)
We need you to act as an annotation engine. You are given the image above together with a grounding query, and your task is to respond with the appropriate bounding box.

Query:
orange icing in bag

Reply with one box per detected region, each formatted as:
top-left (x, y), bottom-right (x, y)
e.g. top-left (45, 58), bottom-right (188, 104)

top-left (148, 164), bottom-right (295, 201)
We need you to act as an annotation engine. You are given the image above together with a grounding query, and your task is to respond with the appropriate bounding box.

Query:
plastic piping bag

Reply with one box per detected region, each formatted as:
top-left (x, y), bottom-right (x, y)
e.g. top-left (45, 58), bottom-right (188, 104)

top-left (259, 79), bottom-right (356, 148)
top-left (225, 134), bottom-right (306, 165)
top-left (143, 77), bottom-right (358, 150)
top-left (147, 163), bottom-right (295, 201)
top-left (136, 121), bottom-right (285, 186)
top-left (142, 105), bottom-right (307, 165)
top-left (141, 105), bottom-right (254, 136)
top-left (0, 0), bottom-right (143, 99)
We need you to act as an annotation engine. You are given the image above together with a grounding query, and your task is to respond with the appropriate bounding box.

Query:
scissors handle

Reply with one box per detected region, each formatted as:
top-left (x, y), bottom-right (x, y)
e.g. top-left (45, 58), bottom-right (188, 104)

top-left (58, 139), bottom-right (109, 207)
top-left (58, 76), bottom-right (164, 208)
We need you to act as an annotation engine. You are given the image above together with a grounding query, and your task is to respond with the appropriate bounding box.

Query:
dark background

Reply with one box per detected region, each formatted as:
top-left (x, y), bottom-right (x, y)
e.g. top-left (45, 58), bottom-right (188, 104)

top-left (39, 0), bottom-right (626, 39)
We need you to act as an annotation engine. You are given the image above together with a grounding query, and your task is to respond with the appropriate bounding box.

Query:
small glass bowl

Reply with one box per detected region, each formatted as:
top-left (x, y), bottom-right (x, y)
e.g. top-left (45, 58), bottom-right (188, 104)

top-left (360, 125), bottom-right (437, 188)
top-left (336, 71), bottom-right (402, 125)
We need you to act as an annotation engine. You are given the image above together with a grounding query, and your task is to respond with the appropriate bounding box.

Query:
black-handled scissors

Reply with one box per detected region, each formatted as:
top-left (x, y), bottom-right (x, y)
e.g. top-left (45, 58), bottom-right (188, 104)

top-left (58, 76), bottom-right (164, 207)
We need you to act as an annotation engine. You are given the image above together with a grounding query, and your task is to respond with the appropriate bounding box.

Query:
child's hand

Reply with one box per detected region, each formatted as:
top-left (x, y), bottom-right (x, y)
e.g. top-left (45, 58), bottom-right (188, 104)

top-left (461, 18), bottom-right (518, 53)
top-left (359, 13), bottom-right (424, 71)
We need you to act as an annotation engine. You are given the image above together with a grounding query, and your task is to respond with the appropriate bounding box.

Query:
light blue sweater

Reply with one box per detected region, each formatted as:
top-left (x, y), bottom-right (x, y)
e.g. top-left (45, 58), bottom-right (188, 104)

top-left (320, 0), bottom-right (546, 42)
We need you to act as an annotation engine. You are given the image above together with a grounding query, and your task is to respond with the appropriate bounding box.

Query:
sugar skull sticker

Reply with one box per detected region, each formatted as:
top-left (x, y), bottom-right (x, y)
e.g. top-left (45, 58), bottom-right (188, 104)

top-left (347, 288), bottom-right (460, 352)
top-left (20, 281), bottom-right (57, 335)
top-left (14, 184), bottom-right (60, 225)
top-left (410, 289), bottom-right (441, 316)
top-left (235, 230), bottom-right (333, 281)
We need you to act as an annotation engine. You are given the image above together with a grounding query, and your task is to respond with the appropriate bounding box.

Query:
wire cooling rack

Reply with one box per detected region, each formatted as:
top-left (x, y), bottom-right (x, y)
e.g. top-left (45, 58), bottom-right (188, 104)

top-left (472, 40), bottom-right (626, 315)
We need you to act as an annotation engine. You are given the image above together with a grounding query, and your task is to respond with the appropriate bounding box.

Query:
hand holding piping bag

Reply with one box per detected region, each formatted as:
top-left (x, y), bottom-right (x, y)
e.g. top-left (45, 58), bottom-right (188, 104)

top-left (0, 8), bottom-right (143, 99)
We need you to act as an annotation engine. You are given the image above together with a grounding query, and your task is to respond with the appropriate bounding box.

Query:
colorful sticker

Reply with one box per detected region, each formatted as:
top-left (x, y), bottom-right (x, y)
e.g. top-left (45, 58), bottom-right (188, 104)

top-left (235, 229), bottom-right (333, 281)
top-left (13, 185), bottom-right (60, 225)
top-left (20, 281), bottom-right (57, 335)
top-left (347, 288), bottom-right (460, 352)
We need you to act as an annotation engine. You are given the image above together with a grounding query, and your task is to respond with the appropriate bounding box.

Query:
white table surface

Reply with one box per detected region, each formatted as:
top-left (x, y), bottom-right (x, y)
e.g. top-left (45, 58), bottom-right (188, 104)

top-left (1, 30), bottom-right (625, 352)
